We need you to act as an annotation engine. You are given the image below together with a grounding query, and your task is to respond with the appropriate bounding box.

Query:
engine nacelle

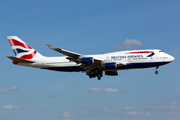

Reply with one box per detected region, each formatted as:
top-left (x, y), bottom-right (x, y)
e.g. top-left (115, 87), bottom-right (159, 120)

top-left (102, 62), bottom-right (117, 69)
top-left (105, 70), bottom-right (119, 76)
top-left (79, 57), bottom-right (94, 64)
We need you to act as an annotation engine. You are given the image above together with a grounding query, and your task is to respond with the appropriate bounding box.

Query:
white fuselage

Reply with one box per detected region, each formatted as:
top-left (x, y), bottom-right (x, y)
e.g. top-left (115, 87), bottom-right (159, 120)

top-left (7, 36), bottom-right (175, 79)
top-left (16, 49), bottom-right (174, 72)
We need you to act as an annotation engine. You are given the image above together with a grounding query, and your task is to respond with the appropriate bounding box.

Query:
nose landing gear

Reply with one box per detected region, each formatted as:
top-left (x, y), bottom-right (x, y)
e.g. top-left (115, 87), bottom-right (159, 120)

top-left (155, 66), bottom-right (159, 74)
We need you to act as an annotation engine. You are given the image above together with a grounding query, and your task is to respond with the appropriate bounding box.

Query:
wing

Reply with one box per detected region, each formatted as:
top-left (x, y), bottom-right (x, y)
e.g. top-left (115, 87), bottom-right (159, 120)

top-left (46, 44), bottom-right (103, 71)
top-left (46, 44), bottom-right (126, 72)
top-left (46, 44), bottom-right (81, 58)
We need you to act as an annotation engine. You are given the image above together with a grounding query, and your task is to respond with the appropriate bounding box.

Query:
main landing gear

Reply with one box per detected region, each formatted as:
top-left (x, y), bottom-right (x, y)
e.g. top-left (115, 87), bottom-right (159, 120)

top-left (155, 66), bottom-right (159, 74)
top-left (88, 71), bottom-right (103, 80)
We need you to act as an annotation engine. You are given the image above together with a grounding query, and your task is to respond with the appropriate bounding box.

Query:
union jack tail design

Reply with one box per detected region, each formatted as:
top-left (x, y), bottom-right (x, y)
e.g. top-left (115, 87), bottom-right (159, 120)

top-left (7, 36), bottom-right (43, 60)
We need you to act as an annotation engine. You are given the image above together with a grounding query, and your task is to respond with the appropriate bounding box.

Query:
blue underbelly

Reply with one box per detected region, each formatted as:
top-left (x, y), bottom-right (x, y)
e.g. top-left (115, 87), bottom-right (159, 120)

top-left (43, 62), bottom-right (170, 72)
top-left (118, 62), bottom-right (170, 69)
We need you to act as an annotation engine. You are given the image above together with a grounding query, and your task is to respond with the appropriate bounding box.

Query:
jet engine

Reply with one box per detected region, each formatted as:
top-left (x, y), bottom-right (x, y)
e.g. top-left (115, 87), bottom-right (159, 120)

top-left (105, 70), bottom-right (119, 76)
top-left (79, 57), bottom-right (94, 64)
top-left (102, 62), bottom-right (117, 69)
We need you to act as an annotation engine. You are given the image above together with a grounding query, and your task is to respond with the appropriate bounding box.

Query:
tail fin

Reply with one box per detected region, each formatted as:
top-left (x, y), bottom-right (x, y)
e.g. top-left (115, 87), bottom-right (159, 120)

top-left (7, 36), bottom-right (43, 60)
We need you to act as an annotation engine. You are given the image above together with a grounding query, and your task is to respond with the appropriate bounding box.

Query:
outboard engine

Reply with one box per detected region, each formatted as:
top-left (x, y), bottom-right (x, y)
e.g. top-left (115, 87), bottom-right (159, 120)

top-left (102, 62), bottom-right (117, 69)
top-left (105, 70), bottom-right (119, 76)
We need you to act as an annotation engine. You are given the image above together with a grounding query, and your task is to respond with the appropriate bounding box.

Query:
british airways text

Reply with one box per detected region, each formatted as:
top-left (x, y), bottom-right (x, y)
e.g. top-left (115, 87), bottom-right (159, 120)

top-left (111, 55), bottom-right (143, 59)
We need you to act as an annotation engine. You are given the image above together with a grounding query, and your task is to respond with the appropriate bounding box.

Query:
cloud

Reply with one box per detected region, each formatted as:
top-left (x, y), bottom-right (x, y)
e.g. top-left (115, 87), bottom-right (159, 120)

top-left (124, 107), bottom-right (137, 110)
top-left (79, 107), bottom-right (152, 118)
top-left (1, 105), bottom-right (21, 110)
top-left (10, 86), bottom-right (18, 91)
top-left (169, 112), bottom-right (180, 116)
top-left (61, 112), bottom-right (72, 120)
top-left (88, 88), bottom-right (125, 93)
top-left (61, 112), bottom-right (80, 120)
top-left (147, 102), bottom-right (180, 111)
top-left (126, 111), bottom-right (139, 116)
top-left (115, 39), bottom-right (144, 50)
top-left (0, 89), bottom-right (8, 93)
top-left (0, 114), bottom-right (4, 117)
top-left (106, 96), bottom-right (114, 99)
top-left (0, 86), bottom-right (19, 93)
top-left (103, 107), bottom-right (152, 117)
top-left (126, 111), bottom-right (152, 116)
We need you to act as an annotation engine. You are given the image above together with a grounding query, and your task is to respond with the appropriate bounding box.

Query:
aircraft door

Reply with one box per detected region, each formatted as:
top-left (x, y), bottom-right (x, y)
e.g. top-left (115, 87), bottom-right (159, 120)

top-left (150, 57), bottom-right (153, 61)
top-left (128, 58), bottom-right (131, 62)
top-left (42, 61), bottom-right (45, 69)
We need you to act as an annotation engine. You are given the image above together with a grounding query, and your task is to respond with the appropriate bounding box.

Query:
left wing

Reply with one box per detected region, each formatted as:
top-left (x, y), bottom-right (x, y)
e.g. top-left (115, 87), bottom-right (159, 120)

top-left (46, 44), bottom-right (126, 72)
top-left (46, 44), bottom-right (81, 58)
top-left (46, 44), bottom-right (102, 71)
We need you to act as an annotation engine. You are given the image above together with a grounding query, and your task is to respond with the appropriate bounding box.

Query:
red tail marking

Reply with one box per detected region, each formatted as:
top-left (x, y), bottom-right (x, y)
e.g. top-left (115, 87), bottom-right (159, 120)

top-left (13, 61), bottom-right (18, 64)
top-left (11, 39), bottom-right (32, 49)
top-left (20, 51), bottom-right (37, 59)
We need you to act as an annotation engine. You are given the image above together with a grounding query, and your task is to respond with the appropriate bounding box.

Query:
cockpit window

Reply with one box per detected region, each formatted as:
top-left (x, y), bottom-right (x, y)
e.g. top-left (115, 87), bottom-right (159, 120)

top-left (159, 51), bottom-right (163, 52)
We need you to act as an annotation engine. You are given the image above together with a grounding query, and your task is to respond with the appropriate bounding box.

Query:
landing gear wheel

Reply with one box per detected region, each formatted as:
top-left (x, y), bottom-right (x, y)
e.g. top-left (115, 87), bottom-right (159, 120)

top-left (89, 75), bottom-right (92, 78)
top-left (98, 77), bottom-right (101, 80)
top-left (155, 66), bottom-right (159, 74)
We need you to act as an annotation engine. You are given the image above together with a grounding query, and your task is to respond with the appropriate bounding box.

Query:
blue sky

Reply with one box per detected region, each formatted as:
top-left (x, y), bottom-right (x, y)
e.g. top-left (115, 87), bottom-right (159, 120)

top-left (1, 0), bottom-right (180, 120)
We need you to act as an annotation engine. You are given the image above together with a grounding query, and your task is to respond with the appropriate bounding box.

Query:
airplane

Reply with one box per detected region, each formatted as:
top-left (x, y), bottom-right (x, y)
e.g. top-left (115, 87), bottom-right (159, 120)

top-left (7, 36), bottom-right (175, 80)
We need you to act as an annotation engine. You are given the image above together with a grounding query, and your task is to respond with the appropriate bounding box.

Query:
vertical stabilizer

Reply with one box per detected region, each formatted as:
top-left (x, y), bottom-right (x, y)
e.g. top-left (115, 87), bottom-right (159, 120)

top-left (7, 36), bottom-right (44, 60)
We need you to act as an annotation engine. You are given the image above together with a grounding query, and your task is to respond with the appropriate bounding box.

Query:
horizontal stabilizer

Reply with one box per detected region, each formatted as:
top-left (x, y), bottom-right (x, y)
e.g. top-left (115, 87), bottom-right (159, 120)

top-left (7, 56), bottom-right (35, 63)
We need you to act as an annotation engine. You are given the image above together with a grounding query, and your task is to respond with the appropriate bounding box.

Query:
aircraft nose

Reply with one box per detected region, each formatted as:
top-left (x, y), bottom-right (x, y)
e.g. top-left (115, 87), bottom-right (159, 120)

top-left (169, 55), bottom-right (175, 62)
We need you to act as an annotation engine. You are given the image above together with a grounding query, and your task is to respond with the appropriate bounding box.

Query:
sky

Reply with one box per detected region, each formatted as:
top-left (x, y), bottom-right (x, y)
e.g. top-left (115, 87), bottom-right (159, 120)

top-left (1, 0), bottom-right (180, 120)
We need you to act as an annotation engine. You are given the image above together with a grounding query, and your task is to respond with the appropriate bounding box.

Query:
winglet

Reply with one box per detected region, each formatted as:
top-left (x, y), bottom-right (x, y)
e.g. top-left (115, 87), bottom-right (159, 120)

top-left (46, 44), bottom-right (58, 50)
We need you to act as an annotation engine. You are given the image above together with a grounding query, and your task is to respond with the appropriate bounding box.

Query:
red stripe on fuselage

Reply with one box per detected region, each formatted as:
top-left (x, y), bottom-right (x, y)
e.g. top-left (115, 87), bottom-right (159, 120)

top-left (20, 51), bottom-right (37, 59)
top-left (11, 39), bottom-right (32, 49)
top-left (130, 51), bottom-right (154, 54)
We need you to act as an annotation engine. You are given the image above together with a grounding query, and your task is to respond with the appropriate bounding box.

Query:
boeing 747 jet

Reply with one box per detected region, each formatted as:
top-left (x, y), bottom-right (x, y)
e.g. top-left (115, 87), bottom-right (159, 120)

top-left (7, 36), bottom-right (175, 80)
